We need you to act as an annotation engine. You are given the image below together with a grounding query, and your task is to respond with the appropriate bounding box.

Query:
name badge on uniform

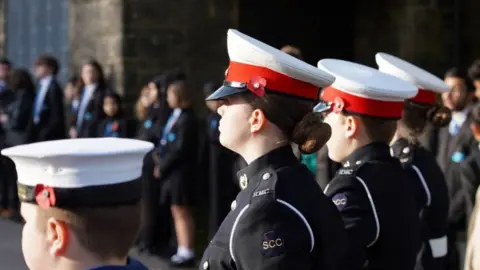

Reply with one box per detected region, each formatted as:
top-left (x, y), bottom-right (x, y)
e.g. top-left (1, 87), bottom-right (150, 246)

top-left (262, 231), bottom-right (285, 257)
top-left (451, 151), bottom-right (465, 163)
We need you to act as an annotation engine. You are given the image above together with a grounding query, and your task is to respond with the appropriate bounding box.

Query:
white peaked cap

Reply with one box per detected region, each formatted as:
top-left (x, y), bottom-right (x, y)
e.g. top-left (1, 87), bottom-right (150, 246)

top-left (2, 138), bottom-right (154, 208)
top-left (375, 52), bottom-right (448, 104)
top-left (315, 59), bottom-right (418, 119)
top-left (206, 29), bottom-right (335, 101)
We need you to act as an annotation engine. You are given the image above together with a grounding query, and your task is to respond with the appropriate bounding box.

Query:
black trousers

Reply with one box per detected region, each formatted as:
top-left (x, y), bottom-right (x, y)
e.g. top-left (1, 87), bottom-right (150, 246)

top-left (139, 151), bottom-right (173, 251)
top-left (0, 155), bottom-right (18, 210)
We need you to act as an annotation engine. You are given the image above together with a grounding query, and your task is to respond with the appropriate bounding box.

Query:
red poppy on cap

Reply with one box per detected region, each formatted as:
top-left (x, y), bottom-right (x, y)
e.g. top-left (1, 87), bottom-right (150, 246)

top-left (247, 76), bottom-right (266, 97)
top-left (34, 184), bottom-right (56, 209)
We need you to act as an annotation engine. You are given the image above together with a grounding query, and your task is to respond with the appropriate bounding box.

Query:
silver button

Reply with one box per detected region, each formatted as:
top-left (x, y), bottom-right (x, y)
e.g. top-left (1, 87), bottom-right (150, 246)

top-left (203, 261), bottom-right (209, 269)
top-left (262, 172), bottom-right (271, 180)
top-left (355, 160), bottom-right (362, 165)
top-left (402, 147), bottom-right (410, 154)
top-left (239, 174), bottom-right (248, 189)
top-left (231, 200), bottom-right (237, 211)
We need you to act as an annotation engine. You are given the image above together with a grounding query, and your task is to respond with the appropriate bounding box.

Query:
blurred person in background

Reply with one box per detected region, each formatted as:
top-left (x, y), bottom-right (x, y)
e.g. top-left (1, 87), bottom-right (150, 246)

top-left (464, 103), bottom-right (480, 270)
top-left (135, 85), bottom-right (151, 123)
top-left (423, 67), bottom-right (478, 270)
top-left (202, 81), bottom-right (239, 240)
top-left (137, 70), bottom-right (184, 258)
top-left (468, 60), bottom-right (480, 102)
top-left (97, 91), bottom-right (127, 138)
top-left (154, 76), bottom-right (198, 267)
top-left (136, 74), bottom-right (172, 143)
top-left (29, 54), bottom-right (66, 143)
top-left (0, 58), bottom-right (12, 93)
top-left (69, 59), bottom-right (107, 138)
top-left (0, 68), bottom-right (35, 219)
top-left (1, 68), bottom-right (36, 147)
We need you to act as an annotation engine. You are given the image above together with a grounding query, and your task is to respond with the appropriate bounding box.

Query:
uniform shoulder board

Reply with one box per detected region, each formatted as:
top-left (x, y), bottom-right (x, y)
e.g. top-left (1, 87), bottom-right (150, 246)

top-left (251, 168), bottom-right (278, 201)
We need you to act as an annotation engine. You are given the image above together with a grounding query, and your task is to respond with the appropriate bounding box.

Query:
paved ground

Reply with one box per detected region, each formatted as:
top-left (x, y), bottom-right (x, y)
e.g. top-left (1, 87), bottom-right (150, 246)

top-left (0, 218), bottom-right (195, 270)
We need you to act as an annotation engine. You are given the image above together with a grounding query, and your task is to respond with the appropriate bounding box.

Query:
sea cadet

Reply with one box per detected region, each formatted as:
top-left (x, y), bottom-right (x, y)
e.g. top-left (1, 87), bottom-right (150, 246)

top-left (2, 138), bottom-right (153, 270)
top-left (199, 29), bottom-right (348, 270)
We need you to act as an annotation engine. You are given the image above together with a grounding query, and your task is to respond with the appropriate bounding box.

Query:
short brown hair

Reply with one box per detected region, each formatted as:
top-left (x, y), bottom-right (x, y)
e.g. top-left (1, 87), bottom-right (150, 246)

top-left (241, 92), bottom-right (331, 154)
top-left (34, 54), bottom-right (60, 75)
top-left (35, 203), bottom-right (141, 260)
top-left (280, 45), bottom-right (303, 60)
top-left (359, 116), bottom-right (397, 143)
top-left (398, 101), bottom-right (451, 143)
top-left (168, 80), bottom-right (192, 106)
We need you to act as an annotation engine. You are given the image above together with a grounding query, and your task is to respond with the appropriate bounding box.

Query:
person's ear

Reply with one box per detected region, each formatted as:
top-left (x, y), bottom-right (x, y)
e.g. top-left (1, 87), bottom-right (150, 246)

top-left (249, 109), bottom-right (267, 133)
top-left (344, 115), bottom-right (359, 139)
top-left (46, 218), bottom-right (69, 256)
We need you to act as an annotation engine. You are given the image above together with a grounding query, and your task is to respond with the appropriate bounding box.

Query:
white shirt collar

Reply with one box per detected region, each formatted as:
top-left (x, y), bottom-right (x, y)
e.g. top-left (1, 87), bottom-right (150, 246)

top-left (40, 75), bottom-right (53, 87)
top-left (84, 83), bottom-right (97, 92)
top-left (451, 106), bottom-right (471, 126)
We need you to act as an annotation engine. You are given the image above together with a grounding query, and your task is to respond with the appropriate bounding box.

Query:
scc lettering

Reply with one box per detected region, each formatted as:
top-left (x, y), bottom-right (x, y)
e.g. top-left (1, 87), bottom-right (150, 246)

top-left (333, 198), bottom-right (347, 206)
top-left (263, 238), bottom-right (283, 250)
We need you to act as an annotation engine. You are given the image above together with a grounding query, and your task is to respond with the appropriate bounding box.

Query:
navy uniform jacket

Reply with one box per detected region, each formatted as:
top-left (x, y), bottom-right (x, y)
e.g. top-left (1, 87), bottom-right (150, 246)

top-left (88, 257), bottom-right (149, 270)
top-left (324, 142), bottom-right (421, 270)
top-left (200, 145), bottom-right (348, 270)
top-left (391, 138), bottom-right (449, 270)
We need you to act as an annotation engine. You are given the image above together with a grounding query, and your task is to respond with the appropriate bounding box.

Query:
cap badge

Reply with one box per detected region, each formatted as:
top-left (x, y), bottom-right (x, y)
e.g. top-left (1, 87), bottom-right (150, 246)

top-left (247, 76), bottom-right (266, 97)
top-left (34, 184), bottom-right (56, 209)
top-left (332, 97), bottom-right (344, 113)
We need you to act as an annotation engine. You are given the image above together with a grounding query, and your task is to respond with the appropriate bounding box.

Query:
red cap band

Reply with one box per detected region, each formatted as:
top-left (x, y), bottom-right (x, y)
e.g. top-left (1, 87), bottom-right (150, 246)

top-left (226, 61), bottom-right (319, 100)
top-left (322, 86), bottom-right (404, 118)
top-left (410, 89), bottom-right (436, 105)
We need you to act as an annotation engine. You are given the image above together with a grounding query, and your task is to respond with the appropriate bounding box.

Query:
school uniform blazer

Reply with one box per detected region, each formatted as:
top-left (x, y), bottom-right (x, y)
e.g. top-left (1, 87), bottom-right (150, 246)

top-left (97, 117), bottom-right (128, 138)
top-left (158, 108), bottom-right (198, 182)
top-left (29, 79), bottom-right (66, 142)
top-left (423, 111), bottom-right (478, 227)
top-left (70, 86), bottom-right (106, 138)
top-left (2, 89), bottom-right (35, 146)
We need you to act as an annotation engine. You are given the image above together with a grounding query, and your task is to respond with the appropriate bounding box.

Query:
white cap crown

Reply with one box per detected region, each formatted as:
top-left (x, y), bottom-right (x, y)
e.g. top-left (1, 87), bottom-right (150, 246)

top-left (2, 138), bottom-right (154, 188)
top-left (227, 29), bottom-right (335, 88)
top-left (375, 52), bottom-right (449, 93)
top-left (318, 59), bottom-right (418, 101)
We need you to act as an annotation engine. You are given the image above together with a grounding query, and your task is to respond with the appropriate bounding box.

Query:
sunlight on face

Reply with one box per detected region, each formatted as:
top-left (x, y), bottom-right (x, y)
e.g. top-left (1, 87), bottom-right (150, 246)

top-left (216, 96), bottom-right (253, 153)
top-left (21, 203), bottom-right (54, 270)
top-left (322, 112), bottom-right (349, 162)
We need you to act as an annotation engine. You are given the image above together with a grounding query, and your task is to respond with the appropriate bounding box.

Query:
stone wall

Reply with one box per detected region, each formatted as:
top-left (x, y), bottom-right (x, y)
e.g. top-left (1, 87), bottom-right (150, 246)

top-left (122, 0), bottom-right (238, 110)
top-left (68, 0), bottom-right (124, 92)
top-left (354, 0), bottom-right (456, 77)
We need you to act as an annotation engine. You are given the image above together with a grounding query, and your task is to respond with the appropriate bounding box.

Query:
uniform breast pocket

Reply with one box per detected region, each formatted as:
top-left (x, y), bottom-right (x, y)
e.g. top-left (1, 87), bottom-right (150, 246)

top-left (200, 242), bottom-right (234, 270)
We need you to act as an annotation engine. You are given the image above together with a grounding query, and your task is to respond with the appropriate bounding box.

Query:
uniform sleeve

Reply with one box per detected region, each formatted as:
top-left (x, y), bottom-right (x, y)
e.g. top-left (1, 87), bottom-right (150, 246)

top-left (231, 200), bottom-right (313, 270)
top-left (421, 167), bottom-right (449, 269)
top-left (326, 176), bottom-right (378, 269)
